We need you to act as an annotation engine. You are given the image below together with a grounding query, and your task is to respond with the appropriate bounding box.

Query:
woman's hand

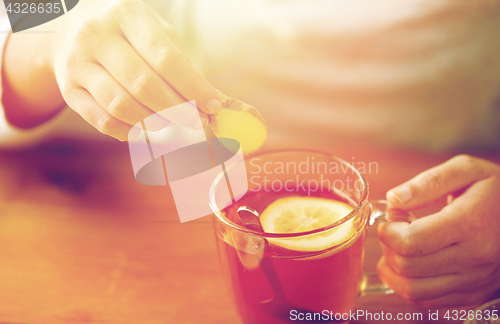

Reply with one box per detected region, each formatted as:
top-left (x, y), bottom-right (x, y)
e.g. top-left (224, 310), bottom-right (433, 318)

top-left (378, 154), bottom-right (500, 307)
top-left (3, 0), bottom-right (220, 140)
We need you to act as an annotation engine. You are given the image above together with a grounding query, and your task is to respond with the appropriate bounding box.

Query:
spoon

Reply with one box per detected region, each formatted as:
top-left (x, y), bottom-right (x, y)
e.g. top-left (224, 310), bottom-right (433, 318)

top-left (236, 206), bottom-right (337, 322)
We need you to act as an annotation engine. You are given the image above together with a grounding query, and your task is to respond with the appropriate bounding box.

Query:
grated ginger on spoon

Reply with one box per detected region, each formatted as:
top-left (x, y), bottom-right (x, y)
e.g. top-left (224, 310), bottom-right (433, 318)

top-left (209, 90), bottom-right (267, 155)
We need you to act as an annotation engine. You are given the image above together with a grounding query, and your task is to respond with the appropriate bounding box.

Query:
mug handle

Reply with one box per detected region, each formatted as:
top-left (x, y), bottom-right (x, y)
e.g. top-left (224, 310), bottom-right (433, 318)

top-left (359, 200), bottom-right (416, 297)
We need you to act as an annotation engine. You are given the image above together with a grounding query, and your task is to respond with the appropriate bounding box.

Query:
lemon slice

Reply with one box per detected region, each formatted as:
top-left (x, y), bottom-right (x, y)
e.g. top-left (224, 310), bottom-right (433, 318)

top-left (260, 197), bottom-right (355, 252)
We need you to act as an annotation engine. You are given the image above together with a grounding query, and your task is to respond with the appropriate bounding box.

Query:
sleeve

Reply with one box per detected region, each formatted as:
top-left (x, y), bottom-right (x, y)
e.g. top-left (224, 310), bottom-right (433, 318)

top-left (0, 5), bottom-right (73, 148)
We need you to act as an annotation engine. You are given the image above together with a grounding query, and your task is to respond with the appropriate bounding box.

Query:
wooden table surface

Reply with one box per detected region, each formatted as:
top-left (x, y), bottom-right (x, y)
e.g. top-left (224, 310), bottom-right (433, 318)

top-left (0, 137), bottom-right (498, 324)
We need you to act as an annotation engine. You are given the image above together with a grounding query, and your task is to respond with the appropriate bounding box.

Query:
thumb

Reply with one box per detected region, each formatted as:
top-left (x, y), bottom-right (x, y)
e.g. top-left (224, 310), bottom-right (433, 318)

top-left (386, 155), bottom-right (489, 210)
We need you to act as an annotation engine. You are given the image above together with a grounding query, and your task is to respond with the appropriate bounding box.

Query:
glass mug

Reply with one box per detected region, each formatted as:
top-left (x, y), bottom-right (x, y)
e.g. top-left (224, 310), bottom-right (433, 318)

top-left (210, 150), bottom-right (410, 324)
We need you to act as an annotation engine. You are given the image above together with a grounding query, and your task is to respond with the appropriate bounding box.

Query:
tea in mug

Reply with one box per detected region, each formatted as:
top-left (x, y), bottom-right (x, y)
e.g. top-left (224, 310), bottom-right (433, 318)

top-left (215, 189), bottom-right (366, 324)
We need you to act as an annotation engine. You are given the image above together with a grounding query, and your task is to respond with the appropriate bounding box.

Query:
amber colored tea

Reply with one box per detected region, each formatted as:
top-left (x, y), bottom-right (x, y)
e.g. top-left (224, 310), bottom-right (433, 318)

top-left (214, 189), bottom-right (366, 324)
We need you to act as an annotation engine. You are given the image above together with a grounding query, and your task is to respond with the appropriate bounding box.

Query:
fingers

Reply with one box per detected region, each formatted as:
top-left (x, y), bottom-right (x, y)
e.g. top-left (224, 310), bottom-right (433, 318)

top-left (64, 87), bottom-right (137, 141)
top-left (410, 292), bottom-right (492, 308)
top-left (377, 257), bottom-right (497, 307)
top-left (377, 256), bottom-right (462, 302)
top-left (53, 0), bottom-right (216, 141)
top-left (118, 5), bottom-right (221, 115)
top-left (377, 206), bottom-right (466, 256)
top-left (380, 162), bottom-right (496, 256)
top-left (386, 155), bottom-right (491, 209)
top-left (379, 173), bottom-right (500, 307)
top-left (149, 10), bottom-right (187, 54)
top-left (76, 62), bottom-right (170, 131)
top-left (95, 36), bottom-right (205, 127)
top-left (380, 156), bottom-right (500, 307)
top-left (380, 243), bottom-right (460, 278)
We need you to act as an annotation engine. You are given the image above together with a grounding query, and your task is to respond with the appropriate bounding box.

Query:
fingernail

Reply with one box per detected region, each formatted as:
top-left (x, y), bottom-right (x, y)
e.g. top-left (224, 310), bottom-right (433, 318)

top-left (388, 186), bottom-right (412, 204)
top-left (201, 115), bottom-right (209, 128)
top-left (128, 126), bottom-right (142, 141)
top-left (201, 116), bottom-right (209, 128)
top-left (206, 99), bottom-right (221, 114)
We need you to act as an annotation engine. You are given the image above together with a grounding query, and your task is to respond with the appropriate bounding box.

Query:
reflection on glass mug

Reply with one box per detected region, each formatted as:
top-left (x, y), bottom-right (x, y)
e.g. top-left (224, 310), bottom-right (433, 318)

top-left (210, 150), bottom-right (412, 324)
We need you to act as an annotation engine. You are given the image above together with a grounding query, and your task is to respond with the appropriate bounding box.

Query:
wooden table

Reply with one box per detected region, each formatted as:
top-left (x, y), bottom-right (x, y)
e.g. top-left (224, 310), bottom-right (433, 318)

top-left (0, 137), bottom-right (498, 324)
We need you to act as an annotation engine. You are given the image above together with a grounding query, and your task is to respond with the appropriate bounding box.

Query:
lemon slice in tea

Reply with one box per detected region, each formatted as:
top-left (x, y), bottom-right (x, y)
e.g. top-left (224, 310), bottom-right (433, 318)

top-left (259, 197), bottom-right (355, 252)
